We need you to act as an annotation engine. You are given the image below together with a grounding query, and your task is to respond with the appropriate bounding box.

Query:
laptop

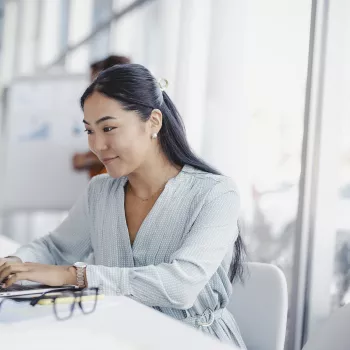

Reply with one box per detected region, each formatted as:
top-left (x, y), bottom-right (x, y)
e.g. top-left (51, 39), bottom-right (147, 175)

top-left (0, 283), bottom-right (78, 297)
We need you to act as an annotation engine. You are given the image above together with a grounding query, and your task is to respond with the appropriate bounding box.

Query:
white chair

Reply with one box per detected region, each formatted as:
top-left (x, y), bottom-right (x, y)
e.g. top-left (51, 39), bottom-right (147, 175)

top-left (227, 262), bottom-right (288, 350)
top-left (0, 234), bottom-right (20, 257)
top-left (302, 303), bottom-right (350, 350)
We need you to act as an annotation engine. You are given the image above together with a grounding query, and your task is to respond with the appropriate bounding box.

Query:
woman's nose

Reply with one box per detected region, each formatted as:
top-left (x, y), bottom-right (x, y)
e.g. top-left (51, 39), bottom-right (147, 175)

top-left (92, 134), bottom-right (108, 152)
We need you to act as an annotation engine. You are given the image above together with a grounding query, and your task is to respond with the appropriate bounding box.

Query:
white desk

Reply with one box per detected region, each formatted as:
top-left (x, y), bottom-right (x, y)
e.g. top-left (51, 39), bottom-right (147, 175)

top-left (0, 296), bottom-right (238, 350)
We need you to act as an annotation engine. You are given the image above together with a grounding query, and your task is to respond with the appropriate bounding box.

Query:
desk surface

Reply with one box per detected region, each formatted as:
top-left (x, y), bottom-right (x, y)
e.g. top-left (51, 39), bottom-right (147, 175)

top-left (0, 296), bottom-right (237, 350)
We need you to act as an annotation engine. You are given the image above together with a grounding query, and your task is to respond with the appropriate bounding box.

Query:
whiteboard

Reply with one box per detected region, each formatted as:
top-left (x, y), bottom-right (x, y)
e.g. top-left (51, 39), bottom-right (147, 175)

top-left (1, 74), bottom-right (91, 211)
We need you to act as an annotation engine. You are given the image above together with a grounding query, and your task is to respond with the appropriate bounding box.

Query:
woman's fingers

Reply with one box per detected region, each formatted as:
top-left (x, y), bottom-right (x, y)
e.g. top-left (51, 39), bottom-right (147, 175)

top-left (0, 257), bottom-right (22, 266)
top-left (0, 262), bottom-right (36, 281)
top-left (0, 262), bottom-right (17, 281)
top-left (0, 260), bottom-right (19, 276)
top-left (2, 272), bottom-right (30, 288)
top-left (0, 258), bottom-right (20, 269)
top-left (0, 263), bottom-right (70, 288)
top-left (0, 263), bottom-right (30, 283)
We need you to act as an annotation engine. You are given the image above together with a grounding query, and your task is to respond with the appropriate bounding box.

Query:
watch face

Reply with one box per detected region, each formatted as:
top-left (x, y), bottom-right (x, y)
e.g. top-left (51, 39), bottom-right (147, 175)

top-left (74, 262), bottom-right (87, 268)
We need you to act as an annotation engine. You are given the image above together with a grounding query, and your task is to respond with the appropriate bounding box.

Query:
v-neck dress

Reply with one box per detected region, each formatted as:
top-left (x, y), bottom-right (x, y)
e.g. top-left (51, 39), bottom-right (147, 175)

top-left (13, 165), bottom-right (247, 349)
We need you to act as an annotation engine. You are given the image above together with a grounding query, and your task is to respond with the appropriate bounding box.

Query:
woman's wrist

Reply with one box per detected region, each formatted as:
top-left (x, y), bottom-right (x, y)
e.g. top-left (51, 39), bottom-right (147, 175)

top-left (66, 266), bottom-right (78, 285)
top-left (65, 265), bottom-right (88, 287)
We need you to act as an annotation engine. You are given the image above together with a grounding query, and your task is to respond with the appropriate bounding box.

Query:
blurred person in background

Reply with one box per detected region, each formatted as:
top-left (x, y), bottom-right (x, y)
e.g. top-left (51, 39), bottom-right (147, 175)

top-left (0, 64), bottom-right (246, 349)
top-left (72, 55), bottom-right (131, 178)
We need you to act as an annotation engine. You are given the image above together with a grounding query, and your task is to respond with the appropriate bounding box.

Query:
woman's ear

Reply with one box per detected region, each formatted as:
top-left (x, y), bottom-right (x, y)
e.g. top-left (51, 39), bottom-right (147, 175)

top-left (149, 109), bottom-right (163, 133)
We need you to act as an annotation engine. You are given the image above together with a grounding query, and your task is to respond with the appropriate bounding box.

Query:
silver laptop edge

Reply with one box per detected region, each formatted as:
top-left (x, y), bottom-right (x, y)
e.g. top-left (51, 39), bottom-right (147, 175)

top-left (0, 285), bottom-right (78, 297)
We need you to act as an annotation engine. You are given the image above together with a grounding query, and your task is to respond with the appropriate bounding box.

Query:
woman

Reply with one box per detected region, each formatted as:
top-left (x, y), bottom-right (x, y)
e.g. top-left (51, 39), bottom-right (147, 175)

top-left (0, 64), bottom-right (246, 349)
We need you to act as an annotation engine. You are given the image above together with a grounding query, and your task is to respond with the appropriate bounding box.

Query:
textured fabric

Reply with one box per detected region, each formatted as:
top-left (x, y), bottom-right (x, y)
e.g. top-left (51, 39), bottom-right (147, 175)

top-left (13, 165), bottom-right (246, 349)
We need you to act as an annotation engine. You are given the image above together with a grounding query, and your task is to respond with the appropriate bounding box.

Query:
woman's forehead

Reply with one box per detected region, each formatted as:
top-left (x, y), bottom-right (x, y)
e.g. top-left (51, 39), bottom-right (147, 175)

top-left (83, 92), bottom-right (139, 125)
top-left (84, 91), bottom-right (123, 113)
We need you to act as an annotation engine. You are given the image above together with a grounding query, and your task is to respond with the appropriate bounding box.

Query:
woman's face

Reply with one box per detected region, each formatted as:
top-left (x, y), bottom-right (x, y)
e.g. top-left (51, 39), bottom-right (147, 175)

top-left (83, 91), bottom-right (157, 178)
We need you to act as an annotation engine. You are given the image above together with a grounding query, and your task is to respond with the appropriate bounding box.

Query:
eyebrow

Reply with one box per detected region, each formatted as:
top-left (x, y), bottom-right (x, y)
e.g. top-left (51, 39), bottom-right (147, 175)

top-left (82, 116), bottom-right (117, 126)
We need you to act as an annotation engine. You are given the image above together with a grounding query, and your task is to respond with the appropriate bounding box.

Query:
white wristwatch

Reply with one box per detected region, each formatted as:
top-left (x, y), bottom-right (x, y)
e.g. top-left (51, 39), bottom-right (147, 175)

top-left (73, 262), bottom-right (87, 288)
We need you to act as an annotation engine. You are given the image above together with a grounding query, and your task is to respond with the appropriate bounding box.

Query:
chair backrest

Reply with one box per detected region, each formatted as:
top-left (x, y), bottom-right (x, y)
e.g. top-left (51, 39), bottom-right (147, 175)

top-left (302, 303), bottom-right (350, 350)
top-left (0, 234), bottom-right (20, 257)
top-left (227, 262), bottom-right (288, 350)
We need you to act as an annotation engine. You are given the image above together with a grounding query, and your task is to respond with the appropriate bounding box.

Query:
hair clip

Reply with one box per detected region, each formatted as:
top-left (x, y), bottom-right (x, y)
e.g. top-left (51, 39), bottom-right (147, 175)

top-left (158, 78), bottom-right (169, 91)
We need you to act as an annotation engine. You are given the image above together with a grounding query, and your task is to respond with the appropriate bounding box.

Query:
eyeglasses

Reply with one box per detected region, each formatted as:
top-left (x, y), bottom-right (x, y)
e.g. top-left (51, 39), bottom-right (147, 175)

top-left (29, 287), bottom-right (99, 321)
top-left (0, 287), bottom-right (100, 321)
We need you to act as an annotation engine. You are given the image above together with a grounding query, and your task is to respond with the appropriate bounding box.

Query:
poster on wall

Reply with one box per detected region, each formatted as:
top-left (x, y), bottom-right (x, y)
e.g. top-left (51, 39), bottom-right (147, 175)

top-left (2, 75), bottom-right (91, 211)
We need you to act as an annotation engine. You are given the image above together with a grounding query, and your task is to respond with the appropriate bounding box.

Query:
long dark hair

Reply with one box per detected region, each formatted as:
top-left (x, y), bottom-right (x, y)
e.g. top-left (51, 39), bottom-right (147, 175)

top-left (80, 63), bottom-right (245, 282)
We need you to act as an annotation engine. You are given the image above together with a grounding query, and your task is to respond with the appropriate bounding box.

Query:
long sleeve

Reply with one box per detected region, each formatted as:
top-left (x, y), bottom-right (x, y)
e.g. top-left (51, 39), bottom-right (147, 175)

top-left (12, 182), bottom-right (93, 266)
top-left (87, 181), bottom-right (240, 309)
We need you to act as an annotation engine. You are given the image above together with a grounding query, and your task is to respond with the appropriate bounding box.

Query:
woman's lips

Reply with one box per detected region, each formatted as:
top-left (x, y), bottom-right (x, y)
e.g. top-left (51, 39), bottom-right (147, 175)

top-left (102, 157), bottom-right (118, 165)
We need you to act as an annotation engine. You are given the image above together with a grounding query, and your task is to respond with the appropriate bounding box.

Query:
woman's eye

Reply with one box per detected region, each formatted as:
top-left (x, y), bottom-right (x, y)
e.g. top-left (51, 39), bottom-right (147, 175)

top-left (103, 127), bottom-right (116, 132)
top-left (84, 129), bottom-right (93, 135)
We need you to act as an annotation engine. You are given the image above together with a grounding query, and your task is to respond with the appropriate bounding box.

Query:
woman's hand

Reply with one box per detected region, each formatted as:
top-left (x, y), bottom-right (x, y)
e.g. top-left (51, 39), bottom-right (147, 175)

top-left (0, 256), bottom-right (22, 265)
top-left (0, 262), bottom-right (77, 288)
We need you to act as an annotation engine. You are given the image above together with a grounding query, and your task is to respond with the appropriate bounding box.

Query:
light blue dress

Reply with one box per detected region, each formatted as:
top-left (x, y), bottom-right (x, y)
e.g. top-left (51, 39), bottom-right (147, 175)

top-left (14, 165), bottom-right (247, 349)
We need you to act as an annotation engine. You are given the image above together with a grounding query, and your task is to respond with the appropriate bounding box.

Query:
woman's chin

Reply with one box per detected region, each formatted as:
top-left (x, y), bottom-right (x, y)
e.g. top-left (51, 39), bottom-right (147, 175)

top-left (105, 165), bottom-right (129, 179)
